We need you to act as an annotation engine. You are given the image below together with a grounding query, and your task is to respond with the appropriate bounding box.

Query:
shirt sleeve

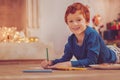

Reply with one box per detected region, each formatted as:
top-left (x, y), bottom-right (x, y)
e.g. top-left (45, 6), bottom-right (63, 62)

top-left (52, 43), bottom-right (73, 65)
top-left (71, 32), bottom-right (100, 67)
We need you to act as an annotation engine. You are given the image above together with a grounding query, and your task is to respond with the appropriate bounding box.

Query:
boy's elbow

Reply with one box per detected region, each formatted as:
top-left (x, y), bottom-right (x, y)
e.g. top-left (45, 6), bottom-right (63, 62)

top-left (88, 58), bottom-right (98, 65)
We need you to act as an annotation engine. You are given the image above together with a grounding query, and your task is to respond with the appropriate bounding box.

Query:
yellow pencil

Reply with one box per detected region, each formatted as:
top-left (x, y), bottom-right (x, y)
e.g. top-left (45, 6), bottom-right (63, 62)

top-left (56, 66), bottom-right (87, 71)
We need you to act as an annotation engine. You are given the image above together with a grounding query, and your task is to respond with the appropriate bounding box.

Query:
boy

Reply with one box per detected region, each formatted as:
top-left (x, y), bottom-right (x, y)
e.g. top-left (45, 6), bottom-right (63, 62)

top-left (41, 2), bottom-right (119, 68)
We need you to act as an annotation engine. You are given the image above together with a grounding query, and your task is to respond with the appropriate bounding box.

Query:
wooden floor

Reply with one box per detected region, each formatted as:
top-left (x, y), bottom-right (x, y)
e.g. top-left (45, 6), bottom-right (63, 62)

top-left (0, 59), bottom-right (43, 65)
top-left (0, 60), bottom-right (120, 80)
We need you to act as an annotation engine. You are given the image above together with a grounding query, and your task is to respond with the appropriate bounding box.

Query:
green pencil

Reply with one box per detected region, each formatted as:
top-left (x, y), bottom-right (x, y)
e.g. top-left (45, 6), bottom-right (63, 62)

top-left (46, 48), bottom-right (49, 61)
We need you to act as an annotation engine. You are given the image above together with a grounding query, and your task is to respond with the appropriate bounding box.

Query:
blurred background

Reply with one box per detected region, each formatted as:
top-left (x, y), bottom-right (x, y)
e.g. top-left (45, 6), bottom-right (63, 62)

top-left (0, 0), bottom-right (119, 60)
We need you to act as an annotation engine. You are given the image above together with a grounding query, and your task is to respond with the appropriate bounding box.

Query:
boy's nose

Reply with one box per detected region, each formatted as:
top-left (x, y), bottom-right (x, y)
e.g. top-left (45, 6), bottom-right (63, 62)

top-left (73, 21), bottom-right (78, 25)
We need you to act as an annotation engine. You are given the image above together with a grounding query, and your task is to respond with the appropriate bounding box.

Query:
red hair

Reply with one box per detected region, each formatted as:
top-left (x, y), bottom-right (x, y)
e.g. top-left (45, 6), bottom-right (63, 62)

top-left (64, 2), bottom-right (90, 24)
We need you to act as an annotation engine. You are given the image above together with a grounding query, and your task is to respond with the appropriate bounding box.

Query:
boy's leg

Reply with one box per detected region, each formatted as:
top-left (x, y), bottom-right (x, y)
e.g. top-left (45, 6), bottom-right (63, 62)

top-left (107, 45), bottom-right (120, 63)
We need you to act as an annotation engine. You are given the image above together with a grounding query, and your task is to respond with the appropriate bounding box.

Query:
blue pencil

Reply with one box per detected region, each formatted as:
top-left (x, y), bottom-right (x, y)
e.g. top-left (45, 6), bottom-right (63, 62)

top-left (23, 69), bottom-right (52, 73)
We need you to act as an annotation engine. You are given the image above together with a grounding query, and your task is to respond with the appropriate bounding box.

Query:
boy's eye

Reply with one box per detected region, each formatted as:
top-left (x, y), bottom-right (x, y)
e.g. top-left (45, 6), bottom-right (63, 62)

top-left (77, 19), bottom-right (81, 21)
top-left (69, 20), bottom-right (73, 23)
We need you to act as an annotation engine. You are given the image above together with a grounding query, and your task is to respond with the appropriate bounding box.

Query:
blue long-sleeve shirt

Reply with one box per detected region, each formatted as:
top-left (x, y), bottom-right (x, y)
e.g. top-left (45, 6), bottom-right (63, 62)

top-left (52, 27), bottom-right (117, 67)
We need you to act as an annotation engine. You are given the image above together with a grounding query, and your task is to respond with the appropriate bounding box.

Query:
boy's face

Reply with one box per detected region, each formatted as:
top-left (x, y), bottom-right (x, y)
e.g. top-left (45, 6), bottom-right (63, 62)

top-left (67, 10), bottom-right (87, 35)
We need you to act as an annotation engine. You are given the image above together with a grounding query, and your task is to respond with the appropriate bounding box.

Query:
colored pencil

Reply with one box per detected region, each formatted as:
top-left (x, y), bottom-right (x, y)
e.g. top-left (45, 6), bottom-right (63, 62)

top-left (46, 48), bottom-right (49, 61)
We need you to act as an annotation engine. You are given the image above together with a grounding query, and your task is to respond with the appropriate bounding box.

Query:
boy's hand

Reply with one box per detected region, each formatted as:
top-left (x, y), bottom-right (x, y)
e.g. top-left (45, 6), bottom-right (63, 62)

top-left (40, 60), bottom-right (52, 68)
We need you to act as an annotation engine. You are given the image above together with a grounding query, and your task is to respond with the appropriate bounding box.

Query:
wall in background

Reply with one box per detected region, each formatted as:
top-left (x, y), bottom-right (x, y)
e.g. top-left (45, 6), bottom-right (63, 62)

top-left (39, 0), bottom-right (74, 58)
